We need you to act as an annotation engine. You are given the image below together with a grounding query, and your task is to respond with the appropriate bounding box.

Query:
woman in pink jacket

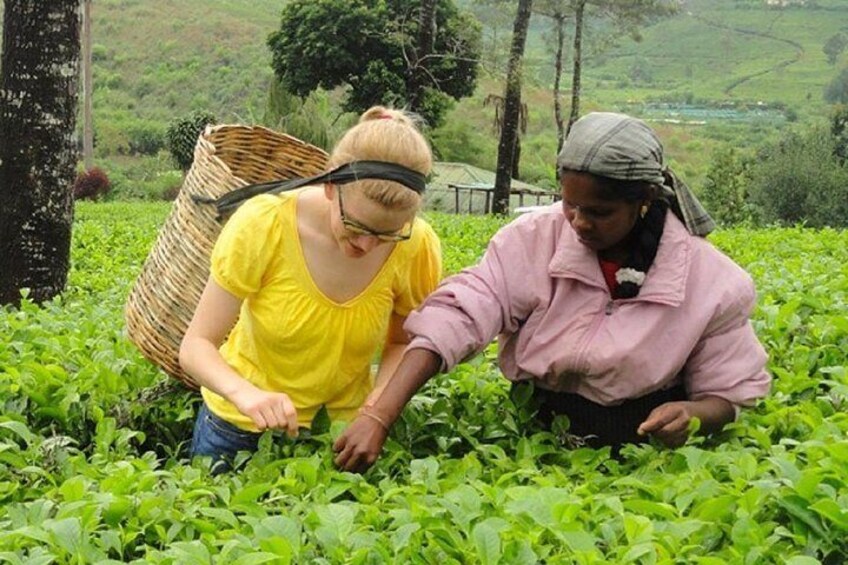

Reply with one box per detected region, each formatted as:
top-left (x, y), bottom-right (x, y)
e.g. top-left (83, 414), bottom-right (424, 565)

top-left (334, 112), bottom-right (771, 471)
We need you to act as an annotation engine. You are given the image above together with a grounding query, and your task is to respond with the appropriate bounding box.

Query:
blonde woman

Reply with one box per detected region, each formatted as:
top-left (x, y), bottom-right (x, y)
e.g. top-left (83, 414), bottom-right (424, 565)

top-left (180, 106), bottom-right (441, 470)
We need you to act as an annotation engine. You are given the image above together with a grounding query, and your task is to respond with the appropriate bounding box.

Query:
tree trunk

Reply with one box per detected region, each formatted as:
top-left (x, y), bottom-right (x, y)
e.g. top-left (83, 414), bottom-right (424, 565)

top-left (553, 11), bottom-right (567, 155)
top-left (82, 0), bottom-right (93, 170)
top-left (493, 0), bottom-right (533, 215)
top-left (408, 0), bottom-right (437, 114)
top-left (567, 0), bottom-right (585, 136)
top-left (0, 0), bottom-right (81, 306)
top-left (512, 135), bottom-right (521, 180)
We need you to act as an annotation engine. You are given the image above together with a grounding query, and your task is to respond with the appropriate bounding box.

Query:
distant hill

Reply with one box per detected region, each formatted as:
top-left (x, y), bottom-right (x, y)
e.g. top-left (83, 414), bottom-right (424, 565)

top-left (91, 0), bottom-right (281, 125)
top-left (79, 0), bottom-right (846, 129)
top-left (2, 0), bottom-right (844, 192)
top-left (579, 0), bottom-right (848, 114)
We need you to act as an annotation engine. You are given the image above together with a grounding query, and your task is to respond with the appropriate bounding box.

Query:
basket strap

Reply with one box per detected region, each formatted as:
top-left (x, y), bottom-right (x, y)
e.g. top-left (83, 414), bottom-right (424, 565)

top-left (192, 160), bottom-right (427, 219)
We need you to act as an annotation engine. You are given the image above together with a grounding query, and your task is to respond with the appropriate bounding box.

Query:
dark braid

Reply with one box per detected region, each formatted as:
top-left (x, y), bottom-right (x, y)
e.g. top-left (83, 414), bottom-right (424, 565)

top-left (614, 199), bottom-right (668, 299)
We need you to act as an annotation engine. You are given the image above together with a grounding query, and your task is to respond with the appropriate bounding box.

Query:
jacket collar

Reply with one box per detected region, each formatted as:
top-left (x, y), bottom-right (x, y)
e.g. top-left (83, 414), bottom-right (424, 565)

top-left (548, 212), bottom-right (691, 306)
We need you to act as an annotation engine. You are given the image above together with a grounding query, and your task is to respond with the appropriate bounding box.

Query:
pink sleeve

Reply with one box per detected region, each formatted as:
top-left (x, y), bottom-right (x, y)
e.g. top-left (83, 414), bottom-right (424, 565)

top-left (684, 279), bottom-right (771, 411)
top-left (405, 224), bottom-right (537, 372)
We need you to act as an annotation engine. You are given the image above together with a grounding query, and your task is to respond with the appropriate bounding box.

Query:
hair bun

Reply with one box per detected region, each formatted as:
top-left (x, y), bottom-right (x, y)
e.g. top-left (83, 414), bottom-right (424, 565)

top-left (359, 106), bottom-right (416, 127)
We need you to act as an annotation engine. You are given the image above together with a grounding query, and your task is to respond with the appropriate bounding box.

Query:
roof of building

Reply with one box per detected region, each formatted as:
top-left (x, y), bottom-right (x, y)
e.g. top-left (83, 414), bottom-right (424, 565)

top-left (429, 162), bottom-right (550, 193)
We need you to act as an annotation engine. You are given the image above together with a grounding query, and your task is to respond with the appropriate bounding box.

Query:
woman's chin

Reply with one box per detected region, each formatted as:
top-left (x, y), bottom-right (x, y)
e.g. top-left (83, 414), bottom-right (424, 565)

top-left (578, 237), bottom-right (601, 250)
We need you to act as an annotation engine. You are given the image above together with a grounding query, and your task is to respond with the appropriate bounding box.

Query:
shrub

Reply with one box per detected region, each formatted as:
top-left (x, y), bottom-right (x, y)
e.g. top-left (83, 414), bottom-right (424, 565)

top-left (127, 121), bottom-right (166, 156)
top-left (747, 125), bottom-right (848, 227)
top-left (700, 146), bottom-right (755, 226)
top-left (161, 184), bottom-right (181, 201)
top-left (831, 105), bottom-right (848, 164)
top-left (73, 167), bottom-right (111, 201)
top-left (824, 66), bottom-right (848, 105)
top-left (166, 110), bottom-right (217, 171)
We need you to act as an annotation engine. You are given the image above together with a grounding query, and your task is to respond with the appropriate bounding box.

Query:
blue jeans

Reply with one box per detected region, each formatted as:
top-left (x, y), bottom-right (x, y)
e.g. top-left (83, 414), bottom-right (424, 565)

top-left (190, 403), bottom-right (261, 473)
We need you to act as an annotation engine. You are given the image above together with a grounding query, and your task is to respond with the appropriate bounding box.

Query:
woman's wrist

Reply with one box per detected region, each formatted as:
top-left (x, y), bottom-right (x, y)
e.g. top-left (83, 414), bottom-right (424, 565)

top-left (358, 407), bottom-right (390, 432)
top-left (686, 396), bottom-right (735, 432)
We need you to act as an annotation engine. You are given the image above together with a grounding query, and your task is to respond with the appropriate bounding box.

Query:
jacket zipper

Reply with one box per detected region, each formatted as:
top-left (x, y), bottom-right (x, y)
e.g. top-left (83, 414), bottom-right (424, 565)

top-left (574, 296), bottom-right (615, 374)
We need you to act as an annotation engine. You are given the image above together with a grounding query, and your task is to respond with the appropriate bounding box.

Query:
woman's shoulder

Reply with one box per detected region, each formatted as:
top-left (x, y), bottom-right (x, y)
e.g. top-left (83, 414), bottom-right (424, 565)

top-left (228, 192), bottom-right (297, 231)
top-left (232, 192), bottom-right (293, 218)
top-left (398, 215), bottom-right (440, 259)
top-left (687, 232), bottom-right (756, 301)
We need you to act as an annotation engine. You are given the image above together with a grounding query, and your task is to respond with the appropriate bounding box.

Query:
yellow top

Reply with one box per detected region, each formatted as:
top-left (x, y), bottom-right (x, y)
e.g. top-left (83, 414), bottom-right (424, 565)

top-left (201, 192), bottom-right (442, 431)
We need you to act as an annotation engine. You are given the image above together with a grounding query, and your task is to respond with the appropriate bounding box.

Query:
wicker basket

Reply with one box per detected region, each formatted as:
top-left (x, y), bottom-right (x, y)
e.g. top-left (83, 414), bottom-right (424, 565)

top-left (125, 124), bottom-right (329, 388)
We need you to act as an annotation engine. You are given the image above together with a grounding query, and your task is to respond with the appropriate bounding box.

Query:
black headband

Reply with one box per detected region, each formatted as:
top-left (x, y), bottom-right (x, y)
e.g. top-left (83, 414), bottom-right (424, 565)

top-left (193, 160), bottom-right (427, 217)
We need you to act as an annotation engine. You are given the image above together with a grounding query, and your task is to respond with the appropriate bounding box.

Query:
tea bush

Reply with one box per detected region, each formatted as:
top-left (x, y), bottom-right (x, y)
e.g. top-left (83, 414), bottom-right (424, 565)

top-left (0, 202), bottom-right (846, 562)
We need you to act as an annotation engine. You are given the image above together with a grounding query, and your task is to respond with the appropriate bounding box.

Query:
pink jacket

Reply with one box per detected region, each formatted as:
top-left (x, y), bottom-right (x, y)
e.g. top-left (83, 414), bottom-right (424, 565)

top-left (406, 205), bottom-right (771, 408)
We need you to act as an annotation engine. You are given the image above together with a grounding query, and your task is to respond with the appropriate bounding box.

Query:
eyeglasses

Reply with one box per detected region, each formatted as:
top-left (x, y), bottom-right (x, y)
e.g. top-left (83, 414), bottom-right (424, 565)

top-left (337, 187), bottom-right (413, 242)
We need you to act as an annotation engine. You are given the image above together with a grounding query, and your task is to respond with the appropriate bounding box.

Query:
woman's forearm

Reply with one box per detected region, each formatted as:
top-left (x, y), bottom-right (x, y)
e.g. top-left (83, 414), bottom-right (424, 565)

top-left (373, 342), bottom-right (406, 389)
top-left (364, 347), bottom-right (442, 427)
top-left (179, 336), bottom-right (255, 401)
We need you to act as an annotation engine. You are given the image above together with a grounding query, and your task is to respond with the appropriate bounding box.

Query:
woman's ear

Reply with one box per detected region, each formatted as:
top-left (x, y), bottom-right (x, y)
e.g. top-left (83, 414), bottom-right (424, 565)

top-left (645, 183), bottom-right (661, 203)
top-left (324, 183), bottom-right (335, 201)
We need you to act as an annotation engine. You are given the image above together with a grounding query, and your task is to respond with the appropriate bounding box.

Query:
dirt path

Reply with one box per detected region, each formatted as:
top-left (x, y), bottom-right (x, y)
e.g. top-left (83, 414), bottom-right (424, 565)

top-left (690, 13), bottom-right (804, 95)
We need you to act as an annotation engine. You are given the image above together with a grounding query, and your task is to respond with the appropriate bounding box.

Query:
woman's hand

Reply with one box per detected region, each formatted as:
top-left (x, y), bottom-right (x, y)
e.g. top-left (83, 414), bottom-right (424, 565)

top-left (333, 348), bottom-right (442, 473)
top-left (333, 415), bottom-right (389, 473)
top-left (637, 401), bottom-right (693, 447)
top-left (637, 396), bottom-right (736, 448)
top-left (230, 385), bottom-right (299, 437)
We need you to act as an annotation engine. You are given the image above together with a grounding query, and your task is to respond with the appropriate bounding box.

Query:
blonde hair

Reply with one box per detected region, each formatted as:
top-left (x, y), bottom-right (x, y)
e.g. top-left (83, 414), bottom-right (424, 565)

top-left (327, 106), bottom-right (432, 211)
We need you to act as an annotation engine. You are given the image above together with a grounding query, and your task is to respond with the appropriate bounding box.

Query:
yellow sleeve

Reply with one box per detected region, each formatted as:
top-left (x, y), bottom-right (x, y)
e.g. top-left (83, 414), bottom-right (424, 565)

top-left (394, 219), bottom-right (443, 316)
top-left (210, 195), bottom-right (283, 299)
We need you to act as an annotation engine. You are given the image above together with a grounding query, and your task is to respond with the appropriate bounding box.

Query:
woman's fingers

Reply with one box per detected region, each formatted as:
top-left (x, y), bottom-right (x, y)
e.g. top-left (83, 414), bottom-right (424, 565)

top-left (637, 405), bottom-right (678, 436)
top-left (246, 406), bottom-right (267, 431)
top-left (239, 391), bottom-right (299, 435)
top-left (638, 402), bottom-right (691, 447)
top-left (334, 444), bottom-right (356, 470)
top-left (332, 416), bottom-right (388, 472)
top-left (281, 396), bottom-right (298, 437)
top-left (268, 401), bottom-right (287, 431)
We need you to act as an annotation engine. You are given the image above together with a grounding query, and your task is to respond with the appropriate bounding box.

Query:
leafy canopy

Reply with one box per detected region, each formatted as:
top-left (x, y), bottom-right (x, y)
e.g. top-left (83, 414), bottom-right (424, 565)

top-left (166, 110), bottom-right (217, 171)
top-left (267, 0), bottom-right (481, 128)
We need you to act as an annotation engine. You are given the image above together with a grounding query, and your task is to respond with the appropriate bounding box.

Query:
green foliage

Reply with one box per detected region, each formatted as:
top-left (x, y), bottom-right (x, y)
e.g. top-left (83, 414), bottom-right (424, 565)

top-left (95, 116), bottom-right (167, 158)
top-left (267, 0), bottom-right (482, 128)
top-left (126, 120), bottom-right (166, 156)
top-left (747, 124), bottom-right (848, 227)
top-left (431, 118), bottom-right (496, 167)
top-left (262, 80), bottom-right (357, 151)
top-left (2, 203), bottom-right (848, 561)
top-left (825, 66), bottom-right (848, 105)
top-left (831, 105), bottom-right (848, 164)
top-left (700, 146), bottom-right (754, 226)
top-left (166, 110), bottom-right (217, 171)
top-left (823, 32), bottom-right (847, 65)
top-left (99, 154), bottom-right (184, 201)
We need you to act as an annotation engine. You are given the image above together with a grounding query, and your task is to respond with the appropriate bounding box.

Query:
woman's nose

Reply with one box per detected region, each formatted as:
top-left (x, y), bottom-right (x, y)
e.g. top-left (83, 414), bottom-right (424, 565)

top-left (570, 209), bottom-right (592, 233)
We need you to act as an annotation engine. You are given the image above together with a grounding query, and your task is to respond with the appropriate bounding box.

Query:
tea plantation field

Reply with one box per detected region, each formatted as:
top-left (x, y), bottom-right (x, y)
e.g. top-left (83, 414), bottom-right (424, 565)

top-left (1, 202), bottom-right (847, 563)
